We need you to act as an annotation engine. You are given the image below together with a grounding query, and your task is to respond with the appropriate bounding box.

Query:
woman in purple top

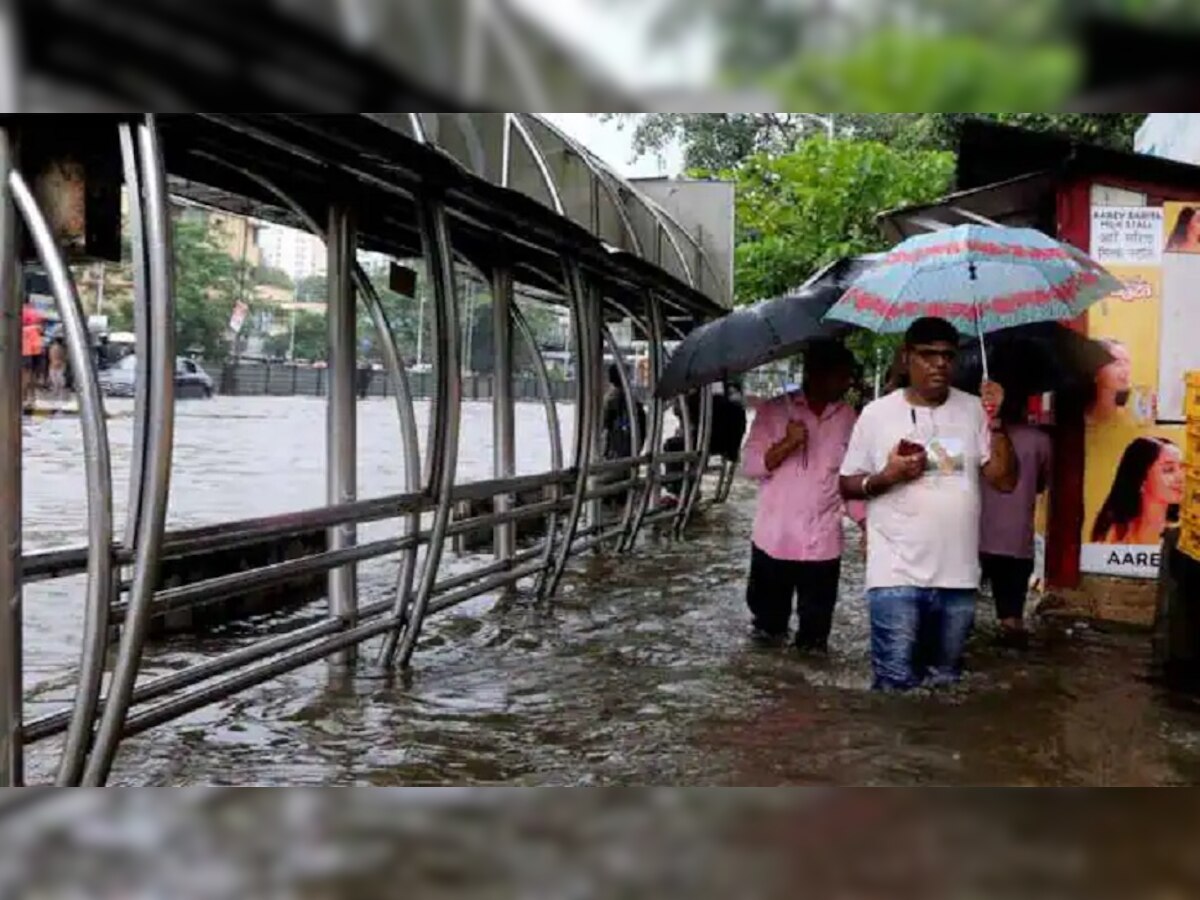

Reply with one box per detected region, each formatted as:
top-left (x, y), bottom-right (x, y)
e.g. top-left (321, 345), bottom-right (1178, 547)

top-left (979, 397), bottom-right (1052, 644)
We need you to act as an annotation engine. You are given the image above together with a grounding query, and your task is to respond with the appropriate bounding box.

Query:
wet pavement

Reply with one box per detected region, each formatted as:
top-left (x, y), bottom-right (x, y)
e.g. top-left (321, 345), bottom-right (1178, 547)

top-left (18, 397), bottom-right (1200, 785)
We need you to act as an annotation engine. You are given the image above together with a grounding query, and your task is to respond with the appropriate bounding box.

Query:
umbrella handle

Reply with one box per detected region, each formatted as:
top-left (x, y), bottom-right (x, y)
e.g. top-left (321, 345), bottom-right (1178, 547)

top-left (978, 325), bottom-right (990, 385)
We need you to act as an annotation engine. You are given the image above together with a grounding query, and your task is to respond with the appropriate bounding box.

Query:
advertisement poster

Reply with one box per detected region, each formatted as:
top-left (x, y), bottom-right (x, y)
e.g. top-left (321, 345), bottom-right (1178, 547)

top-left (1081, 209), bottom-right (1184, 578)
top-left (1158, 202), bottom-right (1200, 421)
top-left (1090, 206), bottom-right (1164, 265)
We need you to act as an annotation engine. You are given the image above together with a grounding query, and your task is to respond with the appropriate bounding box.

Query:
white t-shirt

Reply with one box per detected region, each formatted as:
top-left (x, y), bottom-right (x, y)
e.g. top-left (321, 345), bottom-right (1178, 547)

top-left (840, 388), bottom-right (992, 590)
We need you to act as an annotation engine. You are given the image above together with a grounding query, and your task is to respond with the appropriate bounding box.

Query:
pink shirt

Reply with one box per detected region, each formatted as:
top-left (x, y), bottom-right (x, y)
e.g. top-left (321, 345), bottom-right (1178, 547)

top-left (743, 393), bottom-right (865, 562)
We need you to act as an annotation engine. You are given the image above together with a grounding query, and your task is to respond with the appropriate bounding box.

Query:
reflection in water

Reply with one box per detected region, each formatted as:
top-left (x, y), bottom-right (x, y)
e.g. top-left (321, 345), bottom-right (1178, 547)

top-left (15, 397), bottom-right (1200, 787)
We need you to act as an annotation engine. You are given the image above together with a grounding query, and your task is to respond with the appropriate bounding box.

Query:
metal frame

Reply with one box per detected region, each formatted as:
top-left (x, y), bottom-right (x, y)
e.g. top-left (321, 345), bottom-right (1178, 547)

top-left (0, 125), bottom-right (21, 787)
top-left (492, 265), bottom-right (516, 566)
top-left (0, 114), bottom-right (731, 785)
top-left (622, 293), bottom-right (667, 551)
top-left (8, 170), bottom-right (114, 787)
top-left (326, 198), bottom-right (358, 667)
top-left (539, 259), bottom-right (595, 599)
top-left (83, 115), bottom-right (176, 786)
top-left (382, 195), bottom-right (462, 669)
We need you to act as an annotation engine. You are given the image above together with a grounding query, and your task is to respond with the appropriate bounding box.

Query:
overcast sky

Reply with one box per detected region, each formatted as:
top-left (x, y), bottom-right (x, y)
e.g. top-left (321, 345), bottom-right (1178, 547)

top-left (541, 114), bottom-right (685, 179)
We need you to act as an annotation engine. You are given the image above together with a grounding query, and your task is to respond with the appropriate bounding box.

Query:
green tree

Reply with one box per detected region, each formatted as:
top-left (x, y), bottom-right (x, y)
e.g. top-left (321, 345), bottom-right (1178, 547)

top-left (289, 310), bottom-right (328, 362)
top-left (171, 217), bottom-right (256, 361)
top-left (726, 138), bottom-right (954, 378)
top-left (253, 264), bottom-right (294, 290)
top-left (295, 274), bottom-right (328, 304)
top-left (727, 138), bottom-right (955, 305)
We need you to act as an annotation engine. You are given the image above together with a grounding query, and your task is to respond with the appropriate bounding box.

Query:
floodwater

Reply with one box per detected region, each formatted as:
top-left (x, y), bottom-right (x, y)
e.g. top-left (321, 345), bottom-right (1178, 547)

top-left (17, 397), bottom-right (1200, 786)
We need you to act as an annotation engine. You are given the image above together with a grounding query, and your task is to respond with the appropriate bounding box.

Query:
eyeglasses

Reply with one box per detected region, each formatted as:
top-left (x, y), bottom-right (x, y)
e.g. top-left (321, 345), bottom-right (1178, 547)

top-left (911, 348), bottom-right (958, 365)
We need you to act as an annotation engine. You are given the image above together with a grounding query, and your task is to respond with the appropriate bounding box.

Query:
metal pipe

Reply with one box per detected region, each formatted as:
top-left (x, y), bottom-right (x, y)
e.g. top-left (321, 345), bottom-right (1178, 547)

top-left (425, 559), bottom-right (544, 616)
top-left (118, 123), bottom-right (150, 551)
top-left (622, 294), bottom-right (666, 551)
top-left (26, 596), bottom-right (394, 744)
top-left (188, 149), bottom-right (426, 650)
top-left (601, 320), bottom-right (640, 548)
top-left (585, 290), bottom-right (604, 542)
top-left (326, 199), bottom-right (358, 667)
top-left (492, 266), bottom-right (516, 566)
top-left (510, 302), bottom-right (563, 578)
top-left (354, 269), bottom-right (422, 661)
top-left (540, 259), bottom-right (595, 599)
top-left (123, 535), bottom-right (414, 620)
top-left (8, 171), bottom-right (116, 787)
top-left (83, 116), bottom-right (176, 786)
top-left (677, 383), bottom-right (714, 536)
top-left (0, 127), bottom-right (20, 786)
top-left (381, 196), bottom-right (461, 669)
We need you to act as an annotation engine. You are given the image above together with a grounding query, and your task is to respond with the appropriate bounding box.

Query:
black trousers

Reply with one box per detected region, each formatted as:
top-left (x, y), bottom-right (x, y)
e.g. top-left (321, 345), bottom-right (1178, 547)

top-left (745, 544), bottom-right (842, 649)
top-left (980, 553), bottom-right (1034, 622)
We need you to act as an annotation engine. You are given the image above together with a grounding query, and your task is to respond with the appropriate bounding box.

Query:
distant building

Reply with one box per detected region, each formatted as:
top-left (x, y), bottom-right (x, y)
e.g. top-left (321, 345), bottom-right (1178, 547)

top-left (258, 226), bottom-right (326, 281)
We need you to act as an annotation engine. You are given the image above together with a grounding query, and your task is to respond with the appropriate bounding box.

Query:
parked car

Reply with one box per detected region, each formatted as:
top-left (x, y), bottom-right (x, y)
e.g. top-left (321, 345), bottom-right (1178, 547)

top-left (99, 355), bottom-right (214, 399)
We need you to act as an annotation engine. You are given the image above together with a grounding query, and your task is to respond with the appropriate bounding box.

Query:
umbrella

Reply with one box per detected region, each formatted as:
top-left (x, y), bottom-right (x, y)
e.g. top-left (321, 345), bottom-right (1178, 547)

top-left (952, 322), bottom-right (1114, 397)
top-left (654, 254), bottom-right (879, 400)
top-left (825, 225), bottom-right (1122, 380)
top-left (22, 306), bottom-right (45, 326)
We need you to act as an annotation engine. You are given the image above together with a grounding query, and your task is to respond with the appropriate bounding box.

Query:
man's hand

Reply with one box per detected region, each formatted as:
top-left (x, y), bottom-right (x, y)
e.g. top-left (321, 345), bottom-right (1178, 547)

top-left (981, 380), bottom-right (1005, 427)
top-left (764, 419), bottom-right (808, 472)
top-left (784, 419), bottom-right (808, 451)
top-left (880, 442), bottom-right (926, 487)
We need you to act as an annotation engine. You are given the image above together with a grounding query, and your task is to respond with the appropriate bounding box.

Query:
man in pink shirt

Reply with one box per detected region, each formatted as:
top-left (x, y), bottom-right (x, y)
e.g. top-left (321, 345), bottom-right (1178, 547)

top-left (742, 341), bottom-right (865, 651)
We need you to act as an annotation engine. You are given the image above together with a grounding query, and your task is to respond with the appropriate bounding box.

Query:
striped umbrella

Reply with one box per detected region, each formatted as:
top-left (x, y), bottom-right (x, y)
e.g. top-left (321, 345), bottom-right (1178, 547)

top-left (824, 225), bottom-right (1122, 379)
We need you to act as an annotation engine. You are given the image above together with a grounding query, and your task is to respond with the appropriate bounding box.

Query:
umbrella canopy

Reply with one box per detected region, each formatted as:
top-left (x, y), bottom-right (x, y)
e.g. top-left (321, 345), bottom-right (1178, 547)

top-left (952, 322), bottom-right (1114, 397)
top-left (825, 225), bottom-right (1122, 337)
top-left (655, 255), bottom-right (878, 400)
top-left (21, 305), bottom-right (45, 326)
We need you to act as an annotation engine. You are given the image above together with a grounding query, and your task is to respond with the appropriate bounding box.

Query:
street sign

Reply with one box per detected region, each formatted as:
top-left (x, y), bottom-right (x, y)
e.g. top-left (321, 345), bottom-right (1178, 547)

top-left (229, 300), bottom-right (249, 334)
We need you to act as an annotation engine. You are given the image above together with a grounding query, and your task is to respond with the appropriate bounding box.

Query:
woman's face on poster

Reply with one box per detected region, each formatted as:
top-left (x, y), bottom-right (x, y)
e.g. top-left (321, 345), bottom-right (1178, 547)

top-left (1096, 343), bottom-right (1133, 393)
top-left (1144, 443), bottom-right (1185, 507)
top-left (1186, 210), bottom-right (1200, 246)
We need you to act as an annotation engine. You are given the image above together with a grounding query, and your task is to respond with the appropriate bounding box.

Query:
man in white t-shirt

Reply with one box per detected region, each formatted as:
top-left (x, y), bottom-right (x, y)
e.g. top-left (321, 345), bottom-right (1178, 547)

top-left (839, 317), bottom-right (1018, 690)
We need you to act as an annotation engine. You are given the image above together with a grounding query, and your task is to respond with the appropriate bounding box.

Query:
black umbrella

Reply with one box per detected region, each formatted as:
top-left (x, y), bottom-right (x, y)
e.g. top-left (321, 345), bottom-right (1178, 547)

top-left (952, 322), bottom-right (1114, 396)
top-left (655, 255), bottom-right (879, 399)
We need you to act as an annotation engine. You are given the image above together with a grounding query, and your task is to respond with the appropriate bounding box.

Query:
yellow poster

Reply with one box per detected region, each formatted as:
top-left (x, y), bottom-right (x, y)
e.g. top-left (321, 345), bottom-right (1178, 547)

top-left (1081, 253), bottom-right (1184, 578)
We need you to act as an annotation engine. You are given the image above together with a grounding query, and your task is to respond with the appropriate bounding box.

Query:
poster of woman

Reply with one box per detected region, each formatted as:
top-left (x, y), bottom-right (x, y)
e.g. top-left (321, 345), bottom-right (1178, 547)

top-left (1165, 205), bottom-right (1200, 254)
top-left (1090, 436), bottom-right (1185, 545)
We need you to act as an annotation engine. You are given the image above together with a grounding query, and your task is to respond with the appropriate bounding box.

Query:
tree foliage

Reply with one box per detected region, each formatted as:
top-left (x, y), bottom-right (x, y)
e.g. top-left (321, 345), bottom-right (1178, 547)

top-left (608, 112), bottom-right (1147, 174)
top-left (726, 138), bottom-right (955, 305)
top-left (295, 274), bottom-right (328, 304)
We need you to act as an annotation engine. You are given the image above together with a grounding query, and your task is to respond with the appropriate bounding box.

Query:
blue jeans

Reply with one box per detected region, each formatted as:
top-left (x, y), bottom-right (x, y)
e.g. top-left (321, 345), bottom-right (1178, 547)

top-left (868, 587), bottom-right (977, 691)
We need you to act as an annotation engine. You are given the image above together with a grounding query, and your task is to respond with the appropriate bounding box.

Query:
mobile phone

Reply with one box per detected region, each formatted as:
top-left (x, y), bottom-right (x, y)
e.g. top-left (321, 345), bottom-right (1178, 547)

top-left (898, 438), bottom-right (925, 456)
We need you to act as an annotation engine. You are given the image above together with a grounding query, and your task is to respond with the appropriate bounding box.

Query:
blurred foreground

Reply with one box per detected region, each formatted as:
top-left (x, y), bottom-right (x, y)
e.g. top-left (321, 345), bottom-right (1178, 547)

top-left (2, 789), bottom-right (1199, 897)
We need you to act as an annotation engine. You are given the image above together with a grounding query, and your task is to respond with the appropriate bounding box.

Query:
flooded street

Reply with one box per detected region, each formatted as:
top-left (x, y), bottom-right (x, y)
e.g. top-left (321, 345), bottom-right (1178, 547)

top-left (18, 397), bottom-right (1200, 785)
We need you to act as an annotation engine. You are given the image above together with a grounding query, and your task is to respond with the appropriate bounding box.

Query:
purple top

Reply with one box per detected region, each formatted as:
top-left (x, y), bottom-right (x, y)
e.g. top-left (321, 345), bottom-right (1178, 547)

top-left (979, 423), bottom-right (1052, 560)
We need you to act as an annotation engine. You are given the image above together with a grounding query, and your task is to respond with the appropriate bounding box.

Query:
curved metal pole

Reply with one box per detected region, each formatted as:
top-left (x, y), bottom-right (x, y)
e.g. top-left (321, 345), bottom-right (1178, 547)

top-left (539, 259), bottom-right (594, 600)
top-left (9, 172), bottom-right (115, 787)
top-left (665, 324), bottom-right (695, 529)
top-left (82, 116), bottom-right (175, 786)
top-left (382, 196), bottom-right (461, 669)
top-left (600, 320), bottom-right (640, 547)
top-left (118, 123), bottom-right (150, 551)
top-left (355, 271), bottom-right (423, 636)
top-left (0, 129), bottom-right (21, 787)
top-left (511, 302), bottom-right (563, 575)
top-left (620, 293), bottom-right (665, 552)
top-left (510, 114), bottom-right (565, 216)
top-left (677, 383), bottom-right (713, 537)
top-left (188, 151), bottom-right (425, 638)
